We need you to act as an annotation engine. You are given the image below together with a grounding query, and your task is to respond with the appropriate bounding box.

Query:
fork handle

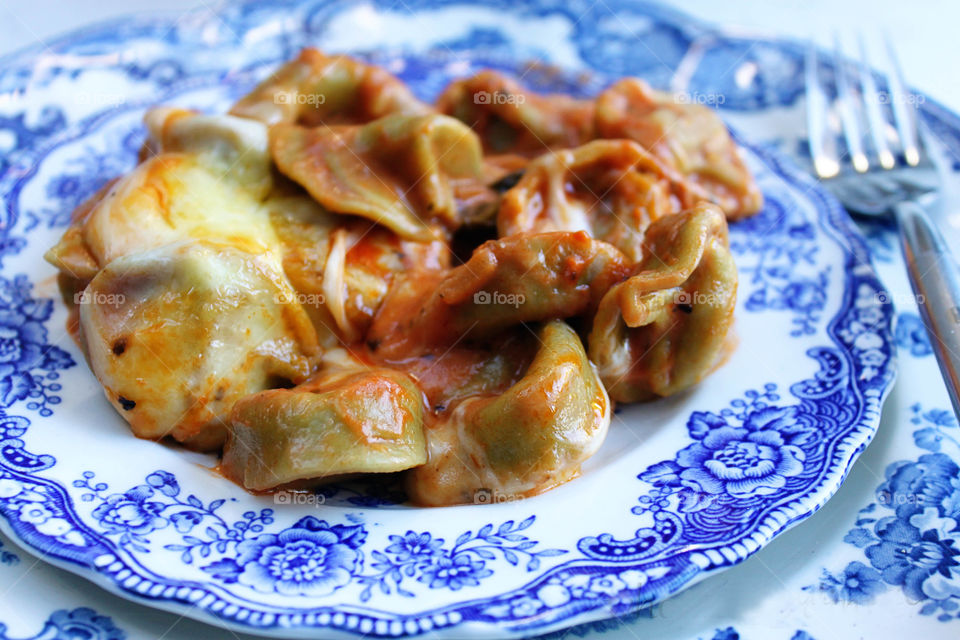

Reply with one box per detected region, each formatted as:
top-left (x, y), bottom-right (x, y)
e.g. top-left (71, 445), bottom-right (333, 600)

top-left (897, 200), bottom-right (960, 418)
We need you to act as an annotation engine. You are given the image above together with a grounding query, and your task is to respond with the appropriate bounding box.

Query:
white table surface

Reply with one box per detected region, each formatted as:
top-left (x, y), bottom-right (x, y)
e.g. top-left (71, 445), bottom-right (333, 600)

top-left (1, 3), bottom-right (959, 640)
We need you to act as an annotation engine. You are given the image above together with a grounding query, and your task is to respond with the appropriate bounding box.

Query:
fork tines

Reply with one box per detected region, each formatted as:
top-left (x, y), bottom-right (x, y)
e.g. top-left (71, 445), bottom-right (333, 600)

top-left (805, 34), bottom-right (926, 179)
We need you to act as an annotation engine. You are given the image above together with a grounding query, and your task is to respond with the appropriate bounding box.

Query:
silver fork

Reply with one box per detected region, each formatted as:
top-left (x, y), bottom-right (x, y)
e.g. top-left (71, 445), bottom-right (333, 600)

top-left (806, 36), bottom-right (960, 418)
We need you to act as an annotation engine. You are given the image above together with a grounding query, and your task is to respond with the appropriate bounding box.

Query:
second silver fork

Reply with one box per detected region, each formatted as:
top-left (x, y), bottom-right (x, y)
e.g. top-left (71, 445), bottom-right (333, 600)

top-left (806, 36), bottom-right (960, 418)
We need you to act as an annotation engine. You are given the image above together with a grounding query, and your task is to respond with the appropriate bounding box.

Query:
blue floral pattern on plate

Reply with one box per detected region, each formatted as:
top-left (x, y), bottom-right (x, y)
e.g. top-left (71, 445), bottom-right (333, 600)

top-left (0, 607), bottom-right (126, 640)
top-left (0, 276), bottom-right (73, 414)
top-left (896, 312), bottom-right (934, 358)
top-left (0, 537), bottom-right (17, 566)
top-left (807, 396), bottom-right (960, 622)
top-left (77, 468), bottom-right (567, 602)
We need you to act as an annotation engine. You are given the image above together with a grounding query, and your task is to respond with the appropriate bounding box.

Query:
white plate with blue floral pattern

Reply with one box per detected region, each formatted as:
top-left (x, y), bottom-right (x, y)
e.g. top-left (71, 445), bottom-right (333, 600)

top-left (0, 1), bottom-right (899, 637)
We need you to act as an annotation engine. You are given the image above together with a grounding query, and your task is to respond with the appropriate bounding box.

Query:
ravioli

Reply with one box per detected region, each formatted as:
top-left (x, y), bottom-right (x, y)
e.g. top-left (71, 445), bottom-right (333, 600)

top-left (223, 358), bottom-right (427, 490)
top-left (366, 231), bottom-right (630, 359)
top-left (270, 114), bottom-right (495, 241)
top-left (267, 191), bottom-right (449, 346)
top-left (588, 203), bottom-right (738, 402)
top-left (80, 242), bottom-right (320, 450)
top-left (45, 108), bottom-right (280, 282)
top-left (436, 70), bottom-right (595, 157)
top-left (498, 139), bottom-right (699, 261)
top-left (47, 49), bottom-right (757, 503)
top-left (230, 48), bottom-right (432, 126)
top-left (47, 109), bottom-right (323, 450)
top-left (595, 79), bottom-right (763, 219)
top-left (406, 321), bottom-right (610, 506)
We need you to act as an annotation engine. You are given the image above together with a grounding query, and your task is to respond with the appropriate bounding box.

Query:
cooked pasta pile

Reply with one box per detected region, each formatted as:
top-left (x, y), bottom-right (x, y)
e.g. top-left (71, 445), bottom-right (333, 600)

top-left (46, 49), bottom-right (760, 505)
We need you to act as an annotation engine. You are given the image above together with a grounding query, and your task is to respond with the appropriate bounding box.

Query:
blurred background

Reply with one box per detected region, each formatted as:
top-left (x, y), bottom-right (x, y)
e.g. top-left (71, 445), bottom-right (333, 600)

top-left (2, 0), bottom-right (958, 109)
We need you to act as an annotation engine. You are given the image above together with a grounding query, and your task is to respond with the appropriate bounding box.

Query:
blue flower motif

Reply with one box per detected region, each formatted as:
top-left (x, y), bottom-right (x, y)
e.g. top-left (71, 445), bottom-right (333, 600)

top-left (0, 537), bottom-right (19, 565)
top-left (0, 275), bottom-right (74, 412)
top-left (783, 280), bottom-right (825, 313)
top-left (169, 510), bottom-right (203, 533)
top-left (709, 627), bottom-right (740, 640)
top-left (915, 428), bottom-right (945, 452)
top-left (41, 161), bottom-right (118, 228)
top-left (879, 453), bottom-right (960, 520)
top-left (507, 595), bottom-right (543, 617)
top-left (418, 554), bottom-right (493, 591)
top-left (46, 173), bottom-right (97, 208)
top-left (46, 606), bottom-right (126, 640)
top-left (736, 198), bottom-right (831, 335)
top-left (91, 485), bottom-right (167, 536)
top-left (895, 313), bottom-right (933, 357)
top-left (385, 531), bottom-right (443, 564)
top-left (820, 403), bottom-right (960, 621)
top-left (675, 426), bottom-right (805, 498)
top-left (908, 405), bottom-right (958, 453)
top-left (235, 518), bottom-right (364, 597)
top-left (18, 502), bottom-right (53, 525)
top-left (918, 408), bottom-right (958, 429)
top-left (0, 310), bottom-right (48, 406)
top-left (864, 514), bottom-right (960, 602)
top-left (687, 411), bottom-right (727, 439)
top-left (820, 561), bottom-right (885, 604)
top-left (145, 471), bottom-right (180, 497)
top-left (743, 406), bottom-right (797, 432)
top-left (354, 516), bottom-right (555, 600)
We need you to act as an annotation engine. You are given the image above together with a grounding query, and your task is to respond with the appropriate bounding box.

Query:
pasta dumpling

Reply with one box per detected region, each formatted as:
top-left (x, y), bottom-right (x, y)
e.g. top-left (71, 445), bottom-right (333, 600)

top-left (498, 139), bottom-right (699, 261)
top-left (140, 106), bottom-right (274, 198)
top-left (222, 361), bottom-right (427, 491)
top-left (269, 114), bottom-right (495, 241)
top-left (436, 70), bottom-right (594, 157)
top-left (267, 191), bottom-right (449, 346)
top-left (79, 241), bottom-right (321, 451)
top-left (230, 48), bottom-right (431, 126)
top-left (407, 321), bottom-right (610, 506)
top-left (588, 203), bottom-right (737, 402)
top-left (366, 231), bottom-right (630, 358)
top-left (45, 49), bottom-right (758, 504)
top-left (45, 108), bottom-right (279, 284)
top-left (47, 109), bottom-right (324, 450)
top-left (595, 79), bottom-right (762, 219)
